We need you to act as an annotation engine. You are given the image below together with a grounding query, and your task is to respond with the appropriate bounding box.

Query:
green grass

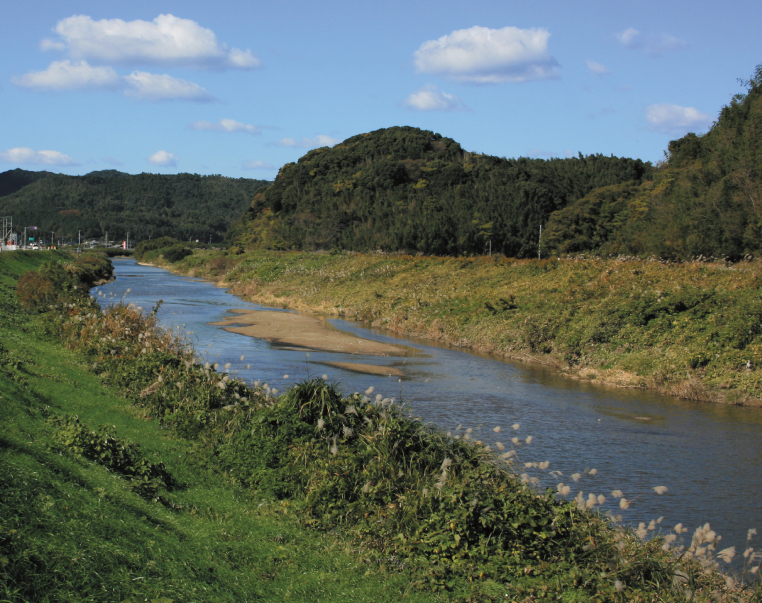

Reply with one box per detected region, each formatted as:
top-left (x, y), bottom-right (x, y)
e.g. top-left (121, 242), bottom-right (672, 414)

top-left (0, 251), bottom-right (443, 603)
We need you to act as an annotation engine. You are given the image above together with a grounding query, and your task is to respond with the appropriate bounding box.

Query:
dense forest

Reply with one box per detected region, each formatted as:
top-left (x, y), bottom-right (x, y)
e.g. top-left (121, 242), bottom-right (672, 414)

top-left (226, 127), bottom-right (653, 257)
top-left (542, 64), bottom-right (762, 260)
top-left (0, 170), bottom-right (270, 244)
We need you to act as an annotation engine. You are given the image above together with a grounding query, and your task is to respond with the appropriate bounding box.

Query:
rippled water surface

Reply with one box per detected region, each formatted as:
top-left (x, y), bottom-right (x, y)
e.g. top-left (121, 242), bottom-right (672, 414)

top-left (96, 258), bottom-right (762, 558)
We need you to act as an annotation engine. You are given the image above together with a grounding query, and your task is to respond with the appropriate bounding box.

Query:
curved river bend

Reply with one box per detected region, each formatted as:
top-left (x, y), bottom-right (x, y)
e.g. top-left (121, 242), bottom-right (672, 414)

top-left (96, 259), bottom-right (762, 561)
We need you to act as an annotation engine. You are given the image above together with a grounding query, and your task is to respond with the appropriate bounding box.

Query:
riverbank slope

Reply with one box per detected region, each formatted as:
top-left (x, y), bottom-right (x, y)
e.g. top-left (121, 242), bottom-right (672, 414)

top-left (0, 251), bottom-right (440, 602)
top-left (146, 248), bottom-right (762, 407)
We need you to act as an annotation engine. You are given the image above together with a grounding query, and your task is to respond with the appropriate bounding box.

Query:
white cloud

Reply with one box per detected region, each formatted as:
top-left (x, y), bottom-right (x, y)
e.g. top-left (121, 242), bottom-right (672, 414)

top-left (586, 61), bottom-right (611, 77)
top-left (617, 28), bottom-right (641, 47)
top-left (11, 60), bottom-right (121, 91)
top-left (42, 14), bottom-right (261, 70)
top-left (242, 160), bottom-right (275, 170)
top-left (191, 118), bottom-right (260, 135)
top-left (404, 85), bottom-right (469, 111)
top-left (123, 71), bottom-right (214, 102)
top-left (413, 25), bottom-right (559, 84)
top-left (617, 28), bottom-right (686, 57)
top-left (0, 147), bottom-right (79, 166)
top-left (13, 60), bottom-right (214, 102)
top-left (147, 150), bottom-right (178, 166)
top-left (645, 104), bottom-right (713, 134)
top-left (276, 135), bottom-right (341, 148)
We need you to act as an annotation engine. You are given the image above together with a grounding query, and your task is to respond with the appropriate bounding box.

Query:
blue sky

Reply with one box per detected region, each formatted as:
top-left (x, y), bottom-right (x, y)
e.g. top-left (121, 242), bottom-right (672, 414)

top-left (2, 0), bottom-right (761, 178)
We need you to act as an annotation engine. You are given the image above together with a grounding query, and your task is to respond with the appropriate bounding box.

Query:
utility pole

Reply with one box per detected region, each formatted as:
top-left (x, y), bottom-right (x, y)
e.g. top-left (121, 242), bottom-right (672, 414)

top-left (78, 230), bottom-right (82, 255)
top-left (126, 232), bottom-right (130, 250)
top-left (209, 234), bottom-right (212, 245)
top-left (51, 231), bottom-right (55, 249)
top-left (1, 217), bottom-right (12, 248)
top-left (538, 224), bottom-right (542, 260)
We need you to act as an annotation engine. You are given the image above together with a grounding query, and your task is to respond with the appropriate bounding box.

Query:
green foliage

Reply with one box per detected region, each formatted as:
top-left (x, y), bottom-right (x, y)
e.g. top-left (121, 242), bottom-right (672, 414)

top-left (0, 169), bottom-right (270, 244)
top-left (48, 414), bottom-right (175, 500)
top-left (228, 126), bottom-right (652, 257)
top-left (0, 167), bottom-right (52, 196)
top-left (0, 251), bottom-right (439, 603)
top-left (133, 236), bottom-right (181, 255)
top-left (15, 254), bottom-right (111, 312)
top-left (543, 62), bottom-right (762, 260)
top-left (162, 245), bottom-right (193, 263)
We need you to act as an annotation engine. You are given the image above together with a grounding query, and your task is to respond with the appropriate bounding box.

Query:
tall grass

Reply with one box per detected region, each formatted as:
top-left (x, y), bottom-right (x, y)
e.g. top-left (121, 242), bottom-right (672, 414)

top-left (35, 265), bottom-right (761, 600)
top-left (0, 253), bottom-right (442, 603)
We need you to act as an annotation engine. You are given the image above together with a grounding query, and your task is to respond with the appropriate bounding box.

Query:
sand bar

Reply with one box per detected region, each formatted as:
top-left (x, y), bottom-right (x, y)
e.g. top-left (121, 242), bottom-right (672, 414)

top-left (317, 361), bottom-right (404, 377)
top-left (210, 309), bottom-right (408, 356)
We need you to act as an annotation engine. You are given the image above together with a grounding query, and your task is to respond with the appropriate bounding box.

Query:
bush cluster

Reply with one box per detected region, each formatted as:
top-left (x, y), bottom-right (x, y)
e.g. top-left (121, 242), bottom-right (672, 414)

top-left (48, 414), bottom-right (174, 500)
top-left (15, 254), bottom-right (111, 312)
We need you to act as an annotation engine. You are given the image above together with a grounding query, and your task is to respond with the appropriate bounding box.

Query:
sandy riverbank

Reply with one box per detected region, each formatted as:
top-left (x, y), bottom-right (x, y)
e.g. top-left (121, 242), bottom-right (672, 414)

top-left (209, 309), bottom-right (409, 356)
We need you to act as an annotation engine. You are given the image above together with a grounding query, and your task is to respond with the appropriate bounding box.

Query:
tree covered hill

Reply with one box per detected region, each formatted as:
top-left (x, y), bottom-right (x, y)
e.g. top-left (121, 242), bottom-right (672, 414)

top-left (0, 170), bottom-right (270, 244)
top-left (542, 64), bottom-right (762, 261)
top-left (226, 127), bottom-right (653, 257)
top-left (0, 168), bottom-right (54, 197)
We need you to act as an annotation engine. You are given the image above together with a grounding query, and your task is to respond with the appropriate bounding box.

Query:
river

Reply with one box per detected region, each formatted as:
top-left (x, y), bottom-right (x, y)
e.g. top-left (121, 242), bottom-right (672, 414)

top-left (95, 258), bottom-right (762, 564)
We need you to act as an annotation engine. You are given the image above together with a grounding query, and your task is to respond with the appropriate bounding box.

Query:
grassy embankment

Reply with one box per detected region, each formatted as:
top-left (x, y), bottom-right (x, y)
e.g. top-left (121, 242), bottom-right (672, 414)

top-left (146, 248), bottom-right (762, 406)
top-left (7, 250), bottom-right (760, 602)
top-left (0, 251), bottom-right (442, 603)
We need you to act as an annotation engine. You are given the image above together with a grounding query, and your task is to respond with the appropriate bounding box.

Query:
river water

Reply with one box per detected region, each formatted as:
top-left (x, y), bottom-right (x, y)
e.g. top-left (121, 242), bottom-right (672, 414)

top-left (95, 258), bottom-right (762, 562)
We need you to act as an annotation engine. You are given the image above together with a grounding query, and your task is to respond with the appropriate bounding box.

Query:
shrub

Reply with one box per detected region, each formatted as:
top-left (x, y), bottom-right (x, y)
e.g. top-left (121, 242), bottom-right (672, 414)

top-left (49, 414), bottom-right (175, 500)
top-left (163, 246), bottom-right (193, 263)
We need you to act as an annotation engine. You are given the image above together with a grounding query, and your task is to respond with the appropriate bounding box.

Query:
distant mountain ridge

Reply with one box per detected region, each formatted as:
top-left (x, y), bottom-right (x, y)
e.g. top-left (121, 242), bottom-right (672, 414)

top-left (0, 168), bottom-right (54, 198)
top-left (0, 169), bottom-right (270, 244)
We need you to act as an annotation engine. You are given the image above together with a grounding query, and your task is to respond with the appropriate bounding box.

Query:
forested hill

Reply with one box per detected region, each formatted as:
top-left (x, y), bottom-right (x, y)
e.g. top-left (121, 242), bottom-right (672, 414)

top-left (226, 127), bottom-right (653, 257)
top-left (542, 64), bottom-right (762, 261)
top-left (0, 170), bottom-right (270, 244)
top-left (0, 168), bottom-right (53, 197)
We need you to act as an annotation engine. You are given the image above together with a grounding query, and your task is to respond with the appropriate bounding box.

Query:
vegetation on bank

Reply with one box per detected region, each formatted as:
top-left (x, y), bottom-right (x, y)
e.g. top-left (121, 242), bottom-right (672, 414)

top-left (4, 251), bottom-right (761, 601)
top-left (0, 252), bottom-right (443, 603)
top-left (0, 169), bottom-right (270, 244)
top-left (143, 246), bottom-right (762, 406)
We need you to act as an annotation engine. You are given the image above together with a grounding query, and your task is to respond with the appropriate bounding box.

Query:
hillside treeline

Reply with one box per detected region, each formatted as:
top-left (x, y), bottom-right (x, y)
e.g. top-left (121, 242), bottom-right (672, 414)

top-left (226, 127), bottom-right (652, 257)
top-left (0, 170), bottom-right (269, 244)
top-left (542, 64), bottom-right (762, 260)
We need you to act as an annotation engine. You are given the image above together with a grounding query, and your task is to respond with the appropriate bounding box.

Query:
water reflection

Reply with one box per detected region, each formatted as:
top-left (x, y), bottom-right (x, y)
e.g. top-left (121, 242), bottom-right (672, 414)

top-left (95, 258), bottom-right (762, 559)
